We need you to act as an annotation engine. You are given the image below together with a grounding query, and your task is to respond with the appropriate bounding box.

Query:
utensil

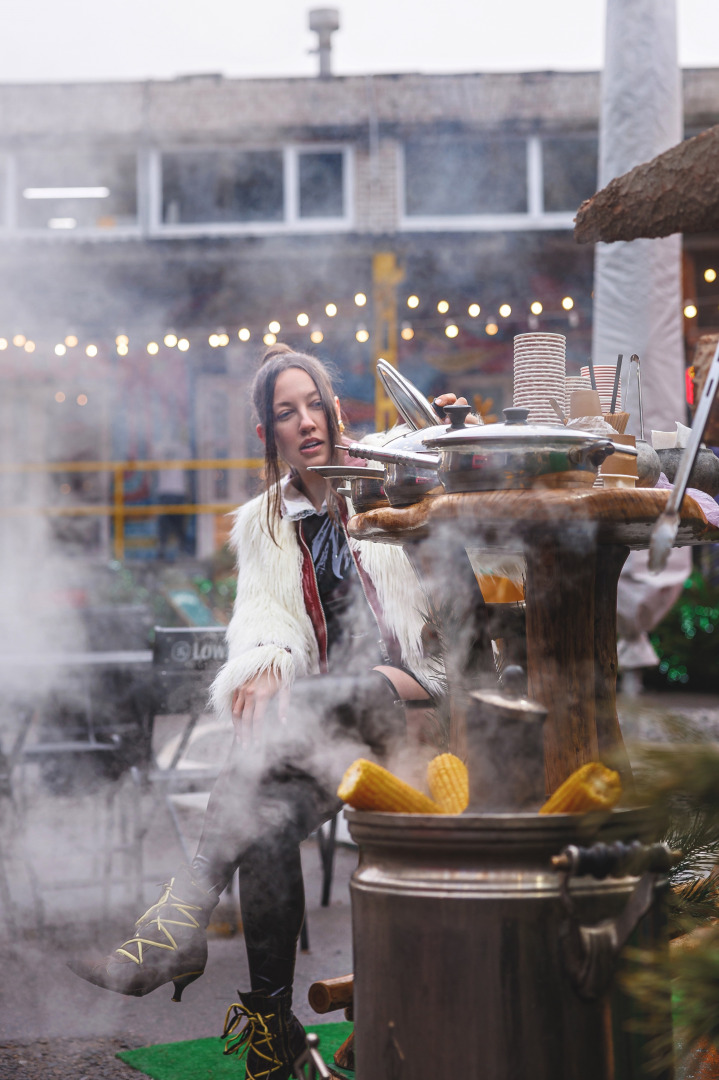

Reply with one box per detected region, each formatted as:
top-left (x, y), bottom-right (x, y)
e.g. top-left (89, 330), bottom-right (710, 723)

top-left (308, 464), bottom-right (388, 513)
top-left (628, 354), bottom-right (644, 439)
top-left (587, 358), bottom-right (597, 391)
top-left (610, 355), bottom-right (623, 415)
top-left (648, 338), bottom-right (719, 571)
top-left (549, 398), bottom-right (567, 424)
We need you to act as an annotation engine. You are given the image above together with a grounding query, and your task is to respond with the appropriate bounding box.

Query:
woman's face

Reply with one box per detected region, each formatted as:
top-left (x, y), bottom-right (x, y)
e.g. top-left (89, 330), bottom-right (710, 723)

top-left (258, 367), bottom-right (337, 473)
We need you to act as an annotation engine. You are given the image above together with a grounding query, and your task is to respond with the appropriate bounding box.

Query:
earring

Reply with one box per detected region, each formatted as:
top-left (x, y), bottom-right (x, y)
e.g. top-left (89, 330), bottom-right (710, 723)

top-left (338, 419), bottom-right (345, 433)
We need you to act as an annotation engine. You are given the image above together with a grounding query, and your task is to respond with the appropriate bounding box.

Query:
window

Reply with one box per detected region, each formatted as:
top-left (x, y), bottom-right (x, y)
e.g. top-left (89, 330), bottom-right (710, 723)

top-left (404, 137), bottom-right (528, 217)
top-left (162, 149), bottom-right (284, 224)
top-left (298, 151), bottom-right (344, 218)
top-left (542, 137), bottom-right (598, 213)
top-left (16, 150), bottom-right (137, 231)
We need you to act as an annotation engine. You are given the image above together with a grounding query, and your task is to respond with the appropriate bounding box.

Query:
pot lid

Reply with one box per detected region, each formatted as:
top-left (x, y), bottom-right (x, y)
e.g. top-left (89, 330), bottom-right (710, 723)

top-left (308, 465), bottom-right (385, 480)
top-left (376, 358), bottom-right (440, 430)
top-left (422, 407), bottom-right (619, 449)
top-left (469, 687), bottom-right (547, 720)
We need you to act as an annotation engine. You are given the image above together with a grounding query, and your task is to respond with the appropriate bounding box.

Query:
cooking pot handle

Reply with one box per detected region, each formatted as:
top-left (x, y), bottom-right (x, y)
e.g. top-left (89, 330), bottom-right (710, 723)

top-left (553, 840), bottom-right (678, 1000)
top-left (567, 439), bottom-right (615, 469)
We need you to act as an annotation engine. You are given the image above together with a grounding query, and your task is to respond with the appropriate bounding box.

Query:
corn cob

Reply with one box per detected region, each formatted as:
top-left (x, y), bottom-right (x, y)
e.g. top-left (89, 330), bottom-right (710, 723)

top-left (337, 758), bottom-right (441, 814)
top-left (539, 761), bottom-right (622, 814)
top-left (427, 753), bottom-right (469, 814)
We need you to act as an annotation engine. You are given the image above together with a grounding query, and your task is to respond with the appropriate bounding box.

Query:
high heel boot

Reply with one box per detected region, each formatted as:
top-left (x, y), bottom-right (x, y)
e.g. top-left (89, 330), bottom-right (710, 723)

top-left (222, 987), bottom-right (307, 1080)
top-left (68, 865), bottom-right (220, 1001)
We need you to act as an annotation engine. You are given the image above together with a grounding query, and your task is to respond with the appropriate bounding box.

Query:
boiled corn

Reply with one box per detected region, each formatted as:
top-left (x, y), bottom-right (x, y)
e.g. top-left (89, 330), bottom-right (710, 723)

top-left (540, 761), bottom-right (622, 814)
top-left (338, 758), bottom-right (441, 814)
top-left (427, 753), bottom-right (469, 814)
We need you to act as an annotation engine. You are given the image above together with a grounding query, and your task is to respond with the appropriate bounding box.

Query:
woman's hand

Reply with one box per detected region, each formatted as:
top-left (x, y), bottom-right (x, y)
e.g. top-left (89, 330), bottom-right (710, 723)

top-left (433, 392), bottom-right (480, 425)
top-left (231, 671), bottom-right (287, 743)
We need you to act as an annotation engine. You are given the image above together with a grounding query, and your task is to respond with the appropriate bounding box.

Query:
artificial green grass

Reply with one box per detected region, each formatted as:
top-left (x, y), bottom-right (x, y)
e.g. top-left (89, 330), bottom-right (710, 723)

top-left (117, 1021), bottom-right (353, 1079)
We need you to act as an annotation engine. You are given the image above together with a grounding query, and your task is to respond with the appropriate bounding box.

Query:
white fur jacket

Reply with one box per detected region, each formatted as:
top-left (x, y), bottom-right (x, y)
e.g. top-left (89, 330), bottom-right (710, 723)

top-left (210, 486), bottom-right (441, 722)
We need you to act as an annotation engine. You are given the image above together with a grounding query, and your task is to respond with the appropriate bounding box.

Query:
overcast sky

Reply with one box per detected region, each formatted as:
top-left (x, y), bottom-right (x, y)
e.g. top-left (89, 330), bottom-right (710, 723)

top-left (1, 0), bottom-right (717, 84)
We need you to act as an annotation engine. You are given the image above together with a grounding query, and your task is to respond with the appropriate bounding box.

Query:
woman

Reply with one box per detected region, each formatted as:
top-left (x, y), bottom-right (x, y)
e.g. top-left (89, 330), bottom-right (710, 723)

top-left (72, 345), bottom-right (458, 1080)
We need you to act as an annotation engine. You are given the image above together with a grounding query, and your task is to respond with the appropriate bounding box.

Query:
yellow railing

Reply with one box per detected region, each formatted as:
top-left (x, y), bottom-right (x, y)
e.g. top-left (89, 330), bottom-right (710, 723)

top-left (0, 457), bottom-right (263, 559)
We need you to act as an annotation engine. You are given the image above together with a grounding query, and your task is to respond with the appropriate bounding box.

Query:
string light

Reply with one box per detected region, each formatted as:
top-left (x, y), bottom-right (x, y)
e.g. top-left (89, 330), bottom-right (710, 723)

top-left (268, 320), bottom-right (281, 334)
top-left (561, 296), bottom-right (574, 310)
top-left (407, 295), bottom-right (420, 309)
top-left (24, 340), bottom-right (35, 353)
top-left (310, 329), bottom-right (324, 344)
top-left (65, 335), bottom-right (78, 347)
top-left (468, 303), bottom-right (480, 317)
top-left (54, 344), bottom-right (66, 357)
top-left (499, 304), bottom-right (512, 318)
top-left (400, 323), bottom-right (414, 341)
top-left (146, 342), bottom-right (159, 355)
top-left (54, 391), bottom-right (65, 403)
top-left (217, 333), bottom-right (230, 347)
top-left (77, 394), bottom-right (88, 406)
top-left (530, 301), bottom-right (543, 315)
top-left (178, 338), bottom-right (190, 351)
top-left (325, 303), bottom-right (338, 317)
top-left (354, 293), bottom-right (367, 307)
top-left (355, 327), bottom-right (370, 343)
top-left (238, 328), bottom-right (251, 341)
top-left (0, 338), bottom-right (7, 349)
top-left (208, 334), bottom-right (220, 347)
top-left (164, 333), bottom-right (178, 348)
top-left (437, 300), bottom-right (449, 314)
top-left (115, 334), bottom-right (129, 347)
top-left (684, 304), bottom-right (698, 319)
top-left (13, 334), bottom-right (26, 347)
top-left (296, 313), bottom-right (309, 327)
top-left (705, 268), bottom-right (717, 283)
top-left (445, 324), bottom-right (459, 338)
top-left (263, 332), bottom-right (277, 346)
top-left (485, 322), bottom-right (499, 336)
top-left (85, 344), bottom-right (98, 357)
top-left (117, 344), bottom-right (129, 356)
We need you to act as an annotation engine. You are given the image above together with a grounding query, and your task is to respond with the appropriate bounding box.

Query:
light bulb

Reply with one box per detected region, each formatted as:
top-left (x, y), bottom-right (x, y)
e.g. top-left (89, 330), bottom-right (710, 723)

top-left (354, 293), bottom-right (367, 307)
top-left (530, 301), bottom-right (543, 315)
top-left (0, 338), bottom-right (7, 349)
top-left (468, 303), bottom-right (480, 317)
top-left (296, 313), bottom-right (309, 327)
top-left (55, 391), bottom-right (65, 403)
top-left (445, 324), bottom-right (459, 339)
top-left (24, 340), bottom-right (35, 353)
top-left (13, 334), bottom-right (26, 347)
top-left (218, 333), bottom-right (229, 347)
top-left (117, 344), bottom-right (129, 356)
top-left (164, 333), bottom-right (178, 348)
top-left (208, 334), bottom-right (220, 347)
top-left (400, 324), bottom-right (414, 341)
top-left (147, 342), bottom-right (159, 355)
top-left (485, 322), bottom-right (499, 336)
top-left (238, 328), bottom-right (251, 341)
top-left (178, 338), bottom-right (190, 351)
top-left (116, 334), bottom-right (129, 346)
top-left (561, 296), bottom-right (574, 311)
top-left (65, 335), bottom-right (78, 347)
top-left (499, 304), bottom-right (512, 318)
top-left (86, 344), bottom-right (98, 357)
top-left (437, 300), bottom-right (449, 314)
top-left (704, 268), bottom-right (717, 283)
top-left (54, 344), bottom-right (66, 356)
top-left (684, 304), bottom-right (698, 319)
top-left (77, 394), bottom-right (88, 406)
top-left (310, 329), bottom-right (324, 344)
top-left (268, 320), bottom-right (281, 334)
top-left (355, 327), bottom-right (370, 343)
top-left (407, 295), bottom-right (420, 309)
top-left (263, 332), bottom-right (277, 346)
top-left (325, 303), bottom-right (338, 317)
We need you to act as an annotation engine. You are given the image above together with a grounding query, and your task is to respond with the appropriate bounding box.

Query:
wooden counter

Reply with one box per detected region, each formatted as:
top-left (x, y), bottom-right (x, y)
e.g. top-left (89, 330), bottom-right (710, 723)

top-left (348, 487), bottom-right (719, 792)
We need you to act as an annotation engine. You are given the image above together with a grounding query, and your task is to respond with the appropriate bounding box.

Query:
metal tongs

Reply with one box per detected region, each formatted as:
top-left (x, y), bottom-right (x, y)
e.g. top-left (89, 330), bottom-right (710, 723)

top-left (648, 338), bottom-right (719, 572)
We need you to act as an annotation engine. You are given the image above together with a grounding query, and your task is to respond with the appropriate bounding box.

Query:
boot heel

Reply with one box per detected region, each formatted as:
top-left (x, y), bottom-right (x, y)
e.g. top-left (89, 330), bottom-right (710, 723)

top-left (171, 969), bottom-right (204, 1002)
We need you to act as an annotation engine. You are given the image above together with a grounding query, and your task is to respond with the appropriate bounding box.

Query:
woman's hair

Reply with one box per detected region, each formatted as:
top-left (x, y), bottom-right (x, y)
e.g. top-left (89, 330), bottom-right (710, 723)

top-left (252, 343), bottom-right (343, 540)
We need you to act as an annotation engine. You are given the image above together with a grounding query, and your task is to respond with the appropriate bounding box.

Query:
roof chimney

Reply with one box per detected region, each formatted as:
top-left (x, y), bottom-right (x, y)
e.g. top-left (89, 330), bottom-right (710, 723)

top-left (309, 8), bottom-right (340, 79)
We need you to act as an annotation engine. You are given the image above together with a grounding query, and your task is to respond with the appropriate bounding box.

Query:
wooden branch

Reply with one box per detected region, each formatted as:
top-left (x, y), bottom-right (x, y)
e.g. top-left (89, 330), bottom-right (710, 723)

top-left (574, 125), bottom-right (719, 244)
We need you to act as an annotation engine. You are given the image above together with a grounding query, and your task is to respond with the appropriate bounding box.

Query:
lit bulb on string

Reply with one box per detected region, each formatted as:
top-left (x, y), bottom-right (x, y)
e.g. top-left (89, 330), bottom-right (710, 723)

top-left (499, 304), bottom-right (512, 318)
top-left (24, 341), bottom-right (36, 353)
top-left (445, 324), bottom-right (459, 339)
top-left (468, 303), bottom-right (480, 317)
top-left (13, 334), bottom-right (26, 347)
top-left (164, 333), bottom-right (178, 348)
top-left (437, 300), bottom-right (449, 314)
top-left (325, 303), bottom-right (337, 317)
top-left (117, 344), bottom-right (129, 356)
top-left (65, 335), bottom-right (78, 348)
top-left (485, 322), bottom-right (499, 336)
top-left (705, 268), bottom-right (717, 283)
top-left (146, 342), bottom-right (159, 355)
top-left (55, 391), bottom-right (65, 403)
top-left (296, 313), bottom-right (309, 327)
top-left (238, 328), bottom-right (251, 341)
top-left (263, 332), bottom-right (277, 346)
top-left (268, 320), bottom-right (281, 334)
top-left (217, 333), bottom-right (229, 347)
top-left (355, 326), bottom-right (370, 343)
top-left (208, 334), bottom-right (220, 348)
top-left (116, 334), bottom-right (129, 347)
top-left (77, 394), bottom-right (88, 406)
top-left (400, 323), bottom-right (414, 341)
top-left (86, 344), bottom-right (98, 357)
top-left (407, 295), bottom-right (420, 309)
top-left (54, 344), bottom-right (66, 357)
top-left (561, 297), bottom-right (574, 311)
top-left (683, 304), bottom-right (698, 319)
top-left (178, 338), bottom-right (190, 352)
top-left (530, 301), bottom-right (543, 315)
top-left (0, 338), bottom-right (7, 350)
top-left (354, 293), bottom-right (367, 307)
top-left (310, 329), bottom-right (323, 344)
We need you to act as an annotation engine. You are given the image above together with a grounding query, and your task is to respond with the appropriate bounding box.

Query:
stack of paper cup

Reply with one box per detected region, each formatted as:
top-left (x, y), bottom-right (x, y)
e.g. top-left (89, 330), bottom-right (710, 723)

top-left (565, 375), bottom-right (591, 402)
top-left (580, 365), bottom-right (621, 413)
top-left (513, 333), bottom-right (566, 424)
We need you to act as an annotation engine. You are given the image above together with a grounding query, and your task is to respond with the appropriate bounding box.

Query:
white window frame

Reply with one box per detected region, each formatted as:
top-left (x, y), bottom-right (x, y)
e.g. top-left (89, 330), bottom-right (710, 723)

top-left (0, 148), bottom-right (144, 241)
top-left (149, 143), bottom-right (354, 238)
top-left (397, 135), bottom-right (576, 233)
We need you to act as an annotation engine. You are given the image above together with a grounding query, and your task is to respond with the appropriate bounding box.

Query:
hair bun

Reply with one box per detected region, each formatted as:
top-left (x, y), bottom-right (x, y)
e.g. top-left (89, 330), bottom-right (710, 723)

top-left (261, 342), bottom-right (293, 365)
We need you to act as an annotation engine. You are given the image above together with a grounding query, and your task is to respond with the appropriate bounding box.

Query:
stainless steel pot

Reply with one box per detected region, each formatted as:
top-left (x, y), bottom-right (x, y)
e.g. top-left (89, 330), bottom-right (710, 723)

top-left (344, 407), bottom-right (632, 501)
top-left (348, 806), bottom-right (672, 1080)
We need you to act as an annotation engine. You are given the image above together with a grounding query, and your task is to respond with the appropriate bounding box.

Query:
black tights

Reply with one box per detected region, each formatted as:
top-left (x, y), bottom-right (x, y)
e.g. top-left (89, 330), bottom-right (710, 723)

top-left (191, 670), bottom-right (406, 996)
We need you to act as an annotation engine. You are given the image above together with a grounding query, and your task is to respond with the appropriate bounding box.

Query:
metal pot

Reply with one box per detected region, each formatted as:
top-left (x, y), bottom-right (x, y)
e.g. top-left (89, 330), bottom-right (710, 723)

top-left (307, 465), bottom-right (388, 513)
top-left (344, 407), bottom-right (629, 500)
top-left (657, 446), bottom-right (719, 496)
top-left (348, 806), bottom-right (672, 1080)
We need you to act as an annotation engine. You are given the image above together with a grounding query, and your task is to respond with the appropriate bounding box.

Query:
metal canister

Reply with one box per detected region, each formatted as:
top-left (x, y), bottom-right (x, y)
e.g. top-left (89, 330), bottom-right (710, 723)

top-left (465, 687), bottom-right (547, 811)
top-left (348, 807), bottom-right (671, 1080)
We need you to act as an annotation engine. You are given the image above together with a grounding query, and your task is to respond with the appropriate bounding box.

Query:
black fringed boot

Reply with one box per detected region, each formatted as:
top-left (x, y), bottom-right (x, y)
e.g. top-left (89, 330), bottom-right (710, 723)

top-left (222, 987), bottom-right (306, 1080)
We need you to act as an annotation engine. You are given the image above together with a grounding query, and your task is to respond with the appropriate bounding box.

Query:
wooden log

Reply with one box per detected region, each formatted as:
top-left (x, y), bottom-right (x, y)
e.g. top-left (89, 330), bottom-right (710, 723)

top-left (307, 974), bottom-right (354, 1014)
top-left (593, 544), bottom-right (633, 791)
top-left (574, 124), bottom-right (719, 244)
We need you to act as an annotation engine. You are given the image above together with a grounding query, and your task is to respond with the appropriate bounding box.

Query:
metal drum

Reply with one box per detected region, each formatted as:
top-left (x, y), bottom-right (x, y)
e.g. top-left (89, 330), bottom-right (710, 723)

top-left (348, 806), bottom-right (672, 1080)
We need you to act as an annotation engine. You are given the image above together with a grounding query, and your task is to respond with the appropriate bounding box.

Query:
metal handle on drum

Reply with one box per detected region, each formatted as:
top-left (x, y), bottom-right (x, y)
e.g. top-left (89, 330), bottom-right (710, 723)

top-left (552, 840), bottom-right (680, 1000)
top-left (292, 1033), bottom-right (332, 1079)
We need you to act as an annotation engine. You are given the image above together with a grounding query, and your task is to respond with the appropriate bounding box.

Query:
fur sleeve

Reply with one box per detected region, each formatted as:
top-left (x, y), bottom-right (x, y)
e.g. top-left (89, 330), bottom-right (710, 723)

top-left (209, 495), bottom-right (319, 722)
